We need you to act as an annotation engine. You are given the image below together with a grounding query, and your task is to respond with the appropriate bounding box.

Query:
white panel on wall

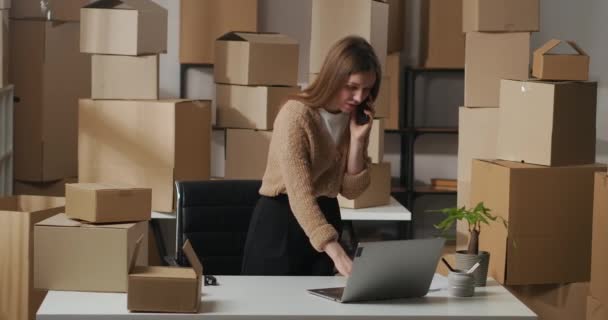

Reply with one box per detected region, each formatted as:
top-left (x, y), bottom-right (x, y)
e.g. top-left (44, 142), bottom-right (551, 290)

top-left (185, 67), bottom-right (217, 124)
top-left (212, 129), bottom-right (226, 178)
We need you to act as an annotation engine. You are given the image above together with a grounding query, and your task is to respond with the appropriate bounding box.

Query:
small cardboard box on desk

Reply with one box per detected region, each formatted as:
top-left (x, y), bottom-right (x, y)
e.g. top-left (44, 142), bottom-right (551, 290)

top-left (338, 162), bottom-right (391, 209)
top-left (128, 239), bottom-right (203, 313)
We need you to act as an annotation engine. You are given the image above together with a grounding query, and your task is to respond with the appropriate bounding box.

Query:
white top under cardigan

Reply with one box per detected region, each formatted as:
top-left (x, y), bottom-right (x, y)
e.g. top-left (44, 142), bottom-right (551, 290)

top-left (318, 108), bottom-right (349, 145)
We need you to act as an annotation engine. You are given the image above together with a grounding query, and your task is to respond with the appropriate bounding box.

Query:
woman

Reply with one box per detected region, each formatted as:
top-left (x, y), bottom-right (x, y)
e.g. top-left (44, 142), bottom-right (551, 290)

top-left (241, 35), bottom-right (381, 276)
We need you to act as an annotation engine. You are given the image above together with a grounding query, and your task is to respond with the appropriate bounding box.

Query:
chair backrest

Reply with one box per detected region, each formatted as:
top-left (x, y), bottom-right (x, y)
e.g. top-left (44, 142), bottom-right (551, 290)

top-left (175, 180), bottom-right (262, 275)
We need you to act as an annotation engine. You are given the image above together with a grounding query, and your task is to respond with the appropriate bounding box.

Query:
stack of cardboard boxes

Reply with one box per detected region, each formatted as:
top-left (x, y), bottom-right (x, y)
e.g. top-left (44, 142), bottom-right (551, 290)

top-left (457, 0), bottom-right (538, 210)
top-left (474, 64), bottom-right (602, 319)
top-left (457, 1), bottom-right (606, 319)
top-left (309, 0), bottom-right (392, 209)
top-left (33, 183), bottom-right (151, 293)
top-left (9, 0), bottom-right (90, 197)
top-left (33, 183), bottom-right (202, 312)
top-left (77, 0), bottom-right (212, 213)
top-left (215, 31), bottom-right (300, 179)
top-left (457, 0), bottom-right (536, 247)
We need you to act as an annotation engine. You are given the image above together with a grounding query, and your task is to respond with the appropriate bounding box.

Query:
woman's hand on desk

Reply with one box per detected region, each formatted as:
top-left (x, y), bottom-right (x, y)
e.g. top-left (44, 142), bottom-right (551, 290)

top-left (324, 241), bottom-right (353, 277)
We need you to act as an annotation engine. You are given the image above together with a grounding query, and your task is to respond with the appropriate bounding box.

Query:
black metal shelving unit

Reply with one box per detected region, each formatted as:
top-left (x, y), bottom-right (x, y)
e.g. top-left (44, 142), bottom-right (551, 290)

top-left (387, 67), bottom-right (464, 239)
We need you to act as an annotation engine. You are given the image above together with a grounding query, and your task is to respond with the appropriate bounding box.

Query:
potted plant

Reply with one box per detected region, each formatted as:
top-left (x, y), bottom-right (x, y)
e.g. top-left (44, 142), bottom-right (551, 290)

top-left (431, 202), bottom-right (507, 286)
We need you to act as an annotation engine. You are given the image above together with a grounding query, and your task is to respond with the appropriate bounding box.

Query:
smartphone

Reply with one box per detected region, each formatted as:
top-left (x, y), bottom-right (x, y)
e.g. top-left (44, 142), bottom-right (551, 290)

top-left (355, 98), bottom-right (372, 125)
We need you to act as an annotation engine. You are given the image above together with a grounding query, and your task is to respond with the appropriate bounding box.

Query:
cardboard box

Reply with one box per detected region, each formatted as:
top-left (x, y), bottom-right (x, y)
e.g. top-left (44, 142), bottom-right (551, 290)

top-left (80, 0), bottom-right (167, 55)
top-left (338, 162), bottom-right (391, 209)
top-left (384, 52), bottom-right (400, 130)
top-left (216, 84), bottom-right (299, 130)
top-left (225, 129), bottom-right (272, 179)
top-left (463, 0), bottom-right (540, 32)
top-left (497, 80), bottom-right (597, 166)
top-left (456, 107), bottom-right (500, 252)
top-left (420, 0), bottom-right (465, 69)
top-left (588, 295), bottom-right (608, 320)
top-left (0, 0), bottom-right (10, 9)
top-left (10, 0), bottom-right (88, 20)
top-left (92, 54), bottom-right (159, 100)
top-left (10, 20), bottom-right (91, 182)
top-left (532, 39), bottom-right (590, 81)
top-left (65, 183), bottom-right (152, 223)
top-left (368, 119), bottom-right (385, 164)
top-left (0, 10), bottom-right (7, 88)
top-left (78, 99), bottom-right (211, 212)
top-left (180, 0), bottom-right (257, 64)
top-left (507, 282), bottom-right (589, 320)
top-left (14, 178), bottom-right (78, 197)
top-left (387, 0), bottom-right (404, 53)
top-left (310, 0), bottom-right (388, 73)
top-left (471, 159), bottom-right (606, 285)
top-left (464, 32), bottom-right (530, 107)
top-left (456, 106), bottom-right (499, 208)
top-left (0, 196), bottom-right (64, 320)
top-left (215, 32), bottom-right (299, 86)
top-left (374, 75), bottom-right (390, 119)
top-left (591, 172), bottom-right (608, 302)
top-left (128, 239), bottom-right (202, 313)
top-left (34, 213), bottom-right (148, 292)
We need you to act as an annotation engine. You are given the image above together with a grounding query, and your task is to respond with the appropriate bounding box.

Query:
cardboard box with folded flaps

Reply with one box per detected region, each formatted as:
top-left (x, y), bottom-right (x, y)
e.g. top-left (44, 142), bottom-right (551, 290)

top-left (80, 0), bottom-right (167, 55)
top-left (214, 32), bottom-right (299, 86)
top-left (532, 39), bottom-right (590, 81)
top-left (128, 238), bottom-right (203, 313)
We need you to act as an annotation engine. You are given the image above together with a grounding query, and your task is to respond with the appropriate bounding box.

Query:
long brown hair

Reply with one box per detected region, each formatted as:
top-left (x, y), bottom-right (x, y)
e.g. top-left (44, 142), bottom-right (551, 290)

top-left (294, 36), bottom-right (382, 108)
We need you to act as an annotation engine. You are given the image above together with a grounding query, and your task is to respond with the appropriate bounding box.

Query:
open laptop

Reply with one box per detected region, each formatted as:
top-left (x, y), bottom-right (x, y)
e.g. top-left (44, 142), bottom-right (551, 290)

top-left (308, 238), bottom-right (445, 303)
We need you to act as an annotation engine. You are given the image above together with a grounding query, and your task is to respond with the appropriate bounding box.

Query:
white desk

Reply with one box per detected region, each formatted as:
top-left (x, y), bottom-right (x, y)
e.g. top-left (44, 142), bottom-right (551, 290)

top-left (37, 275), bottom-right (536, 320)
top-left (339, 197), bottom-right (411, 221)
top-left (151, 211), bottom-right (175, 219)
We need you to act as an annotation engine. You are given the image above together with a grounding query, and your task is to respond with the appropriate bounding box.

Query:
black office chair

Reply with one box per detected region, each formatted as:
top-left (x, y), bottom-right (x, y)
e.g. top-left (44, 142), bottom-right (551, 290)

top-left (174, 180), bottom-right (262, 275)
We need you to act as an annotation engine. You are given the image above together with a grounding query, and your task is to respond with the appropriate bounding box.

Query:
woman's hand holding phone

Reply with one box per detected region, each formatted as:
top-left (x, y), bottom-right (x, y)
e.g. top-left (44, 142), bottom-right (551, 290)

top-left (350, 99), bottom-right (375, 144)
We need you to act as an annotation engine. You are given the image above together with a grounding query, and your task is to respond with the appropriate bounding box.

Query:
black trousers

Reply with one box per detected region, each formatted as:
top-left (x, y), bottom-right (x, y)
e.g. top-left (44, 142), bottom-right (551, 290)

top-left (241, 194), bottom-right (342, 276)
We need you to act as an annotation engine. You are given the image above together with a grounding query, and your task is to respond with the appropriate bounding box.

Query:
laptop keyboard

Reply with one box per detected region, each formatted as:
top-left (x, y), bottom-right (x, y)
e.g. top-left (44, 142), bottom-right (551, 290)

top-left (318, 287), bottom-right (345, 296)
